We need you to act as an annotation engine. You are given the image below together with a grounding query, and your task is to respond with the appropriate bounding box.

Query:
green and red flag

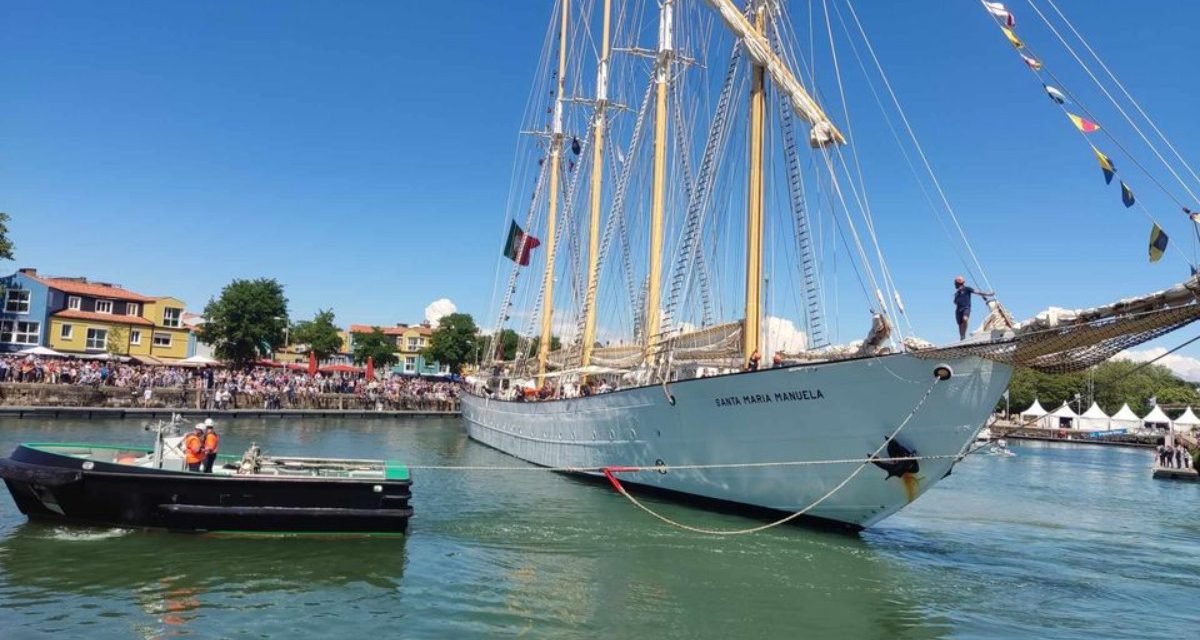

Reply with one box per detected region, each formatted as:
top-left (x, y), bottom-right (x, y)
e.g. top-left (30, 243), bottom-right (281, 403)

top-left (503, 221), bottom-right (541, 266)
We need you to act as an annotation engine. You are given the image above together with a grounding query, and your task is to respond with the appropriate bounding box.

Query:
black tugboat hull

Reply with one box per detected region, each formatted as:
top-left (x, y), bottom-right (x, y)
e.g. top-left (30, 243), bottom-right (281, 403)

top-left (0, 445), bottom-right (412, 534)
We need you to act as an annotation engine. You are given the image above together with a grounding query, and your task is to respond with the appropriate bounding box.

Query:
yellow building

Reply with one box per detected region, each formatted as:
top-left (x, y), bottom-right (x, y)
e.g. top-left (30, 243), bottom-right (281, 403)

top-left (36, 275), bottom-right (187, 361)
top-left (139, 296), bottom-right (189, 360)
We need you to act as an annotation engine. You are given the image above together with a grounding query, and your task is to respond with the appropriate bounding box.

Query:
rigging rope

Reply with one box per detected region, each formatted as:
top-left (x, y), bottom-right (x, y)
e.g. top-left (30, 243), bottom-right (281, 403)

top-left (841, 0), bottom-right (996, 295)
top-left (1025, 0), bottom-right (1200, 207)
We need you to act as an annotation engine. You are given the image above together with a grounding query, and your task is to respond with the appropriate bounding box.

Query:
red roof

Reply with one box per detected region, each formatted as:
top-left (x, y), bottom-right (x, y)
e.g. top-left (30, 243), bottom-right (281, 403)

top-left (30, 275), bottom-right (155, 302)
top-left (53, 309), bottom-right (155, 326)
top-left (348, 324), bottom-right (408, 336)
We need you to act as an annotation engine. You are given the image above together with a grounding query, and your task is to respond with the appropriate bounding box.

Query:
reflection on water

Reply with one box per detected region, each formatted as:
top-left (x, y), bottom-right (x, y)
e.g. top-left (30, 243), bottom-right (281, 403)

top-left (0, 418), bottom-right (1197, 638)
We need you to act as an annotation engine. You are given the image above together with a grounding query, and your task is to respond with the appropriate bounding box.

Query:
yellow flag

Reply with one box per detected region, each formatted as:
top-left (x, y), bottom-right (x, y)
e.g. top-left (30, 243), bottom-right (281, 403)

top-left (1002, 27), bottom-right (1023, 48)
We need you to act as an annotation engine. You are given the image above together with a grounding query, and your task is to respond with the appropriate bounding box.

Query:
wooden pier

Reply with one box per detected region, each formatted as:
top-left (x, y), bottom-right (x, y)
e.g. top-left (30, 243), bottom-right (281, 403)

top-left (1152, 466), bottom-right (1199, 482)
top-left (0, 406), bottom-right (459, 420)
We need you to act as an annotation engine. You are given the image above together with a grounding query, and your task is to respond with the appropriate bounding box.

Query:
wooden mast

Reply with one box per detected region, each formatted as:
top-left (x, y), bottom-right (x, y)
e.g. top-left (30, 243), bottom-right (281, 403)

top-left (537, 0), bottom-right (570, 384)
top-left (645, 0), bottom-right (673, 361)
top-left (580, 0), bottom-right (612, 371)
top-left (744, 3), bottom-right (766, 366)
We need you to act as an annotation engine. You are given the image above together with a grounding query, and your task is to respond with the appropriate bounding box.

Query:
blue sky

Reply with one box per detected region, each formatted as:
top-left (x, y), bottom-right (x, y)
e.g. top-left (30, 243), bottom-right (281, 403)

top-left (5, 1), bottom-right (1200, 369)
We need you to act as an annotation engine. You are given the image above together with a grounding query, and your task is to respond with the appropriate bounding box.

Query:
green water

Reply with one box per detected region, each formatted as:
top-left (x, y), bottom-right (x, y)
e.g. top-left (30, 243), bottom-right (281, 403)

top-left (0, 417), bottom-right (1196, 639)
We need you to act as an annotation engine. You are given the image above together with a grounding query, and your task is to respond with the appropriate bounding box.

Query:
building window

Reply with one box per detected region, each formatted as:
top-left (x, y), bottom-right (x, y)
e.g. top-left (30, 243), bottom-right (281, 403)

top-left (404, 356), bottom-right (416, 373)
top-left (86, 328), bottom-right (108, 350)
top-left (68, 296), bottom-right (82, 310)
top-left (60, 324), bottom-right (73, 340)
top-left (126, 303), bottom-right (139, 317)
top-left (153, 332), bottom-right (171, 347)
top-left (95, 300), bottom-right (114, 314)
top-left (407, 337), bottom-right (423, 350)
top-left (162, 308), bottom-right (181, 328)
top-left (4, 289), bottom-right (30, 314)
top-left (130, 329), bottom-right (142, 345)
top-left (0, 320), bottom-right (40, 345)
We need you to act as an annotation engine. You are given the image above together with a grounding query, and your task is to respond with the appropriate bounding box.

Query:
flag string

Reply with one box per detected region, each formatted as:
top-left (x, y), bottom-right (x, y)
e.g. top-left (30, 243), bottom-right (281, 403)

top-left (976, 1), bottom-right (1197, 268)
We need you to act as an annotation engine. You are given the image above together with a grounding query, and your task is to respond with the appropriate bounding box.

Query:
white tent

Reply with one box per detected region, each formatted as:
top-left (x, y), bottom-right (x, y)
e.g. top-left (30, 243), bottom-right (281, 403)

top-left (1172, 407), bottom-right (1200, 433)
top-left (178, 354), bottom-right (221, 367)
top-left (1110, 404), bottom-right (1140, 431)
top-left (1142, 405), bottom-right (1172, 430)
top-left (15, 345), bottom-right (67, 357)
top-left (1020, 399), bottom-right (1048, 423)
top-left (1043, 402), bottom-right (1079, 429)
top-left (1079, 402), bottom-right (1111, 432)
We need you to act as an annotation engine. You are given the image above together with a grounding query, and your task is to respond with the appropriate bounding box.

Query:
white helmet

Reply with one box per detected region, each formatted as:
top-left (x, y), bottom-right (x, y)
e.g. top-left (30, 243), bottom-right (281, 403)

top-left (204, 418), bottom-right (214, 427)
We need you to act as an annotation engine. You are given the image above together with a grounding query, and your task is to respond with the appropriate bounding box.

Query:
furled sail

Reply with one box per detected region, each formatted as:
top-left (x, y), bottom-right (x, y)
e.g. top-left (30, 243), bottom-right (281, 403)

top-left (913, 276), bottom-right (1200, 373)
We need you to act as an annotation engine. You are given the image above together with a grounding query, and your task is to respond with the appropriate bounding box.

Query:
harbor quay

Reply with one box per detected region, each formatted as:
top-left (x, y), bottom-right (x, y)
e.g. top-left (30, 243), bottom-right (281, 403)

top-left (0, 382), bottom-right (458, 416)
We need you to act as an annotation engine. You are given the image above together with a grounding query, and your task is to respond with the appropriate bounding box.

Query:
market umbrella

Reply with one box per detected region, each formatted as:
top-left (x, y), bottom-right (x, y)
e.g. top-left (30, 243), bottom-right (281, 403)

top-left (307, 350), bottom-right (318, 376)
top-left (16, 346), bottom-right (68, 358)
top-left (366, 356), bottom-right (375, 380)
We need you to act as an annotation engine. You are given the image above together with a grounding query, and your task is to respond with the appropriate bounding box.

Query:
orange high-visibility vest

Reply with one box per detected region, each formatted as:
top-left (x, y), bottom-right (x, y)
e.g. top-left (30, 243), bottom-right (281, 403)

top-left (183, 433), bottom-right (204, 465)
top-left (203, 432), bottom-right (219, 454)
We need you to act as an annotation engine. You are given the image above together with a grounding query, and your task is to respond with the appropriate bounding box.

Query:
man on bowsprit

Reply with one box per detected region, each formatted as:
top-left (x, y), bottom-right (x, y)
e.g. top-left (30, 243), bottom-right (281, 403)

top-left (953, 276), bottom-right (994, 340)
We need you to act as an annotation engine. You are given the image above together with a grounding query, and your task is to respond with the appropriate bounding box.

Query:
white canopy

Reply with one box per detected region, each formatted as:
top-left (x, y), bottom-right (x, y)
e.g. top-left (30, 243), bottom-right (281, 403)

top-left (1172, 406), bottom-right (1200, 431)
top-left (1110, 403), bottom-right (1140, 430)
top-left (1079, 402), bottom-right (1111, 431)
top-left (1020, 399), bottom-right (1048, 420)
top-left (178, 354), bottom-right (221, 367)
top-left (15, 345), bottom-right (67, 357)
top-left (1042, 402), bottom-right (1078, 429)
top-left (1143, 405), bottom-right (1172, 428)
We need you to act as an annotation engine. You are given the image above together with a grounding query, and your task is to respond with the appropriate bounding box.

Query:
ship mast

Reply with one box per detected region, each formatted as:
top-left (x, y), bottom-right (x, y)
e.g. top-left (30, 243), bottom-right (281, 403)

top-left (537, 0), bottom-right (570, 384)
top-left (744, 2), bottom-right (766, 366)
top-left (580, 0), bottom-right (612, 371)
top-left (645, 0), bottom-right (673, 361)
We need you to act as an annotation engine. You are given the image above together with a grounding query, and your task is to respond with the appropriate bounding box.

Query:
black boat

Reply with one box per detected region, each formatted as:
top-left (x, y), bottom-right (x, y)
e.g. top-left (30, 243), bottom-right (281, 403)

top-left (0, 418), bottom-right (413, 534)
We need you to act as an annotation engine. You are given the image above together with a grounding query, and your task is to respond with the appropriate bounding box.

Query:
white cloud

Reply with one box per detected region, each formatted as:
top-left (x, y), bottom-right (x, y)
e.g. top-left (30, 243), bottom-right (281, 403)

top-left (764, 316), bottom-right (808, 355)
top-left (1115, 348), bottom-right (1200, 382)
top-left (424, 298), bottom-right (457, 327)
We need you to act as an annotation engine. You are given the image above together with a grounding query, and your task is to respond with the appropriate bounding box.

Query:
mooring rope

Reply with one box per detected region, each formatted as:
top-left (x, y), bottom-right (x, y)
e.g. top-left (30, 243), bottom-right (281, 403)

top-left (594, 377), bottom-right (940, 535)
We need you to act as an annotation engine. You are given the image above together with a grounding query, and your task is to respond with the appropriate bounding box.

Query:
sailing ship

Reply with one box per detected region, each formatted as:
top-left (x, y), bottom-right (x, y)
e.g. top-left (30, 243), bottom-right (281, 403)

top-left (462, 0), bottom-right (1200, 529)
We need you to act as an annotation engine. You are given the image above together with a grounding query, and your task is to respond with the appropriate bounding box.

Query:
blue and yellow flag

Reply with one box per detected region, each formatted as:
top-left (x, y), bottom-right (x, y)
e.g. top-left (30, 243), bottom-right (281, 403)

top-left (1093, 147), bottom-right (1116, 185)
top-left (1149, 224), bottom-right (1168, 263)
top-left (1121, 181), bottom-right (1135, 208)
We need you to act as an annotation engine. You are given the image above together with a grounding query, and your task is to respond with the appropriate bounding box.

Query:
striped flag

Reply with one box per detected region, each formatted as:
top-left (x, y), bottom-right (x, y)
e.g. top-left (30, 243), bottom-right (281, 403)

top-left (1021, 53), bottom-right (1042, 70)
top-left (1067, 112), bottom-right (1101, 133)
top-left (1121, 181), bottom-right (1136, 208)
top-left (1093, 147), bottom-right (1116, 185)
top-left (983, 1), bottom-right (1016, 27)
top-left (1149, 224), bottom-right (1169, 263)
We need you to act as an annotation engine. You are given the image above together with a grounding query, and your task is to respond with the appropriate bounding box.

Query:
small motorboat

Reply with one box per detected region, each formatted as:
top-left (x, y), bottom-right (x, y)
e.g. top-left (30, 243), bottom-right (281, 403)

top-left (0, 416), bottom-right (412, 534)
top-left (985, 439), bottom-right (1016, 457)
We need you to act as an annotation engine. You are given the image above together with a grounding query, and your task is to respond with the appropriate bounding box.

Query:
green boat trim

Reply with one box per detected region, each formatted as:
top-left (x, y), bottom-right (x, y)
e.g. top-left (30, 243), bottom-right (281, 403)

top-left (385, 461), bottom-right (410, 481)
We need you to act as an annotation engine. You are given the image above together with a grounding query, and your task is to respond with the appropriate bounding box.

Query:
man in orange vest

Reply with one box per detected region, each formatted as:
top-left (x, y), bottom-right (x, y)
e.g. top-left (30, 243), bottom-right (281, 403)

top-left (202, 419), bottom-right (220, 473)
top-left (183, 425), bottom-right (205, 472)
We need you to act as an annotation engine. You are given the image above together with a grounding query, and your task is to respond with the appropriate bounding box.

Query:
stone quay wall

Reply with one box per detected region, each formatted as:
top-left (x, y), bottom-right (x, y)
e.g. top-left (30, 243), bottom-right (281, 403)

top-left (0, 383), bottom-right (458, 413)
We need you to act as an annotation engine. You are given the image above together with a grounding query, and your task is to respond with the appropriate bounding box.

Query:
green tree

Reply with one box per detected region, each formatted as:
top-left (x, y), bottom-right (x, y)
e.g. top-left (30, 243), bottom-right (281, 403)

top-left (484, 328), bottom-right (521, 360)
top-left (1003, 359), bottom-right (1200, 416)
top-left (0, 212), bottom-right (14, 261)
top-left (292, 309), bottom-right (343, 361)
top-left (201, 278), bottom-right (288, 368)
top-left (423, 313), bottom-right (479, 375)
top-left (352, 328), bottom-right (398, 368)
top-left (106, 326), bottom-right (129, 356)
top-left (529, 334), bottom-right (561, 357)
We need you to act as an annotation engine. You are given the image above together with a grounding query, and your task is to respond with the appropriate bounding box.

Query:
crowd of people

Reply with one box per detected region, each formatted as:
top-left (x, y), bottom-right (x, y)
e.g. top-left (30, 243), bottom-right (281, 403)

top-left (1156, 442), bottom-right (1194, 470)
top-left (0, 354), bottom-right (459, 410)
